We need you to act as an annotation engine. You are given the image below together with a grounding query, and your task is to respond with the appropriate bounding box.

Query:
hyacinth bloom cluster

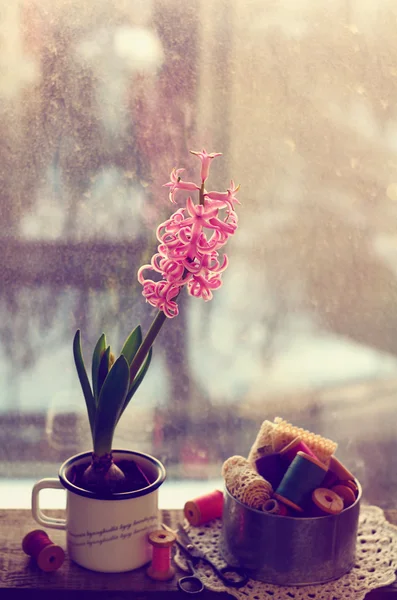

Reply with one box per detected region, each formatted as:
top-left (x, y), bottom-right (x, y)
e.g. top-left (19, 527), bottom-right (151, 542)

top-left (138, 150), bottom-right (240, 318)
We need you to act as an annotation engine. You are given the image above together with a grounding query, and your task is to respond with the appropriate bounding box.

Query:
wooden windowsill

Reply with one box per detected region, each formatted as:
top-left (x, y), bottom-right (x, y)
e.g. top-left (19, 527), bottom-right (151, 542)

top-left (1, 509), bottom-right (396, 599)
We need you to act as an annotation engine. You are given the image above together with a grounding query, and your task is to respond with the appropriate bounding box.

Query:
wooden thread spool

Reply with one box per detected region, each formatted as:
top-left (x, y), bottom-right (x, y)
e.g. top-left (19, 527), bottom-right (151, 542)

top-left (311, 488), bottom-right (344, 516)
top-left (262, 498), bottom-right (289, 516)
top-left (22, 530), bottom-right (65, 572)
top-left (331, 484), bottom-right (356, 508)
top-left (279, 437), bottom-right (318, 465)
top-left (329, 456), bottom-right (355, 482)
top-left (341, 479), bottom-right (359, 497)
top-left (147, 530), bottom-right (176, 581)
top-left (262, 498), bottom-right (280, 514)
top-left (184, 489), bottom-right (224, 526)
top-left (255, 453), bottom-right (286, 489)
top-left (274, 451), bottom-right (327, 513)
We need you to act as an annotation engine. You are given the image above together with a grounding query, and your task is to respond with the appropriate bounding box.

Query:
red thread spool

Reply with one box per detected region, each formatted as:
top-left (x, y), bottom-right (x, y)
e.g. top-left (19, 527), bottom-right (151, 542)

top-left (22, 530), bottom-right (65, 572)
top-left (184, 489), bottom-right (224, 526)
top-left (279, 437), bottom-right (318, 464)
top-left (147, 530), bottom-right (176, 581)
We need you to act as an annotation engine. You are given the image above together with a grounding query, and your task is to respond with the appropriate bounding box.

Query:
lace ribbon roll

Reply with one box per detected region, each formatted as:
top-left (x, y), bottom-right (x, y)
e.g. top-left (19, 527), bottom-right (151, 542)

top-left (271, 417), bottom-right (337, 466)
top-left (247, 420), bottom-right (276, 467)
top-left (221, 455), bottom-right (248, 478)
top-left (223, 455), bottom-right (273, 509)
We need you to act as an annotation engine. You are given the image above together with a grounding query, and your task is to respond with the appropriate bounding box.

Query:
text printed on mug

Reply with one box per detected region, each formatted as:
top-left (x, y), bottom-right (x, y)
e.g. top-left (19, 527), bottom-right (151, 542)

top-left (68, 515), bottom-right (158, 548)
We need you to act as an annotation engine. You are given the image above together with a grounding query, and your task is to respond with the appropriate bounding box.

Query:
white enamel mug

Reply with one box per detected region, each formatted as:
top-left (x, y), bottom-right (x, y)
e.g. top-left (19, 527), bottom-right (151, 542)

top-left (31, 449), bottom-right (166, 572)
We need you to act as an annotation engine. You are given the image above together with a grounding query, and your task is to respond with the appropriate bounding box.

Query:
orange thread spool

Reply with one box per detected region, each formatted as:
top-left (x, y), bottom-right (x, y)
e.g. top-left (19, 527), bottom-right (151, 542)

top-left (184, 489), bottom-right (224, 526)
top-left (331, 484), bottom-right (356, 507)
top-left (22, 530), bottom-right (65, 572)
top-left (342, 479), bottom-right (359, 497)
top-left (329, 456), bottom-right (355, 482)
top-left (147, 530), bottom-right (176, 581)
top-left (311, 488), bottom-right (344, 516)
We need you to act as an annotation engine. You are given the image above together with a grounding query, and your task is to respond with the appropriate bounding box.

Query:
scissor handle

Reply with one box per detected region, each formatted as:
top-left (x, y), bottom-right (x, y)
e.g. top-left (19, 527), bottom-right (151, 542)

top-left (214, 565), bottom-right (249, 588)
top-left (177, 574), bottom-right (205, 594)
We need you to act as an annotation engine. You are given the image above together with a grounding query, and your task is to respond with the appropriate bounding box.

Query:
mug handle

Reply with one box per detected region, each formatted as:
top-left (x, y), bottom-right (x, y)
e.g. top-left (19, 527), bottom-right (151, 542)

top-left (32, 478), bottom-right (66, 530)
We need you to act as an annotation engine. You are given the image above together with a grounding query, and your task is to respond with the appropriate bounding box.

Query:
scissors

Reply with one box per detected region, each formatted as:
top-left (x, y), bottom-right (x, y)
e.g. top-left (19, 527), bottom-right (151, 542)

top-left (162, 523), bottom-right (249, 593)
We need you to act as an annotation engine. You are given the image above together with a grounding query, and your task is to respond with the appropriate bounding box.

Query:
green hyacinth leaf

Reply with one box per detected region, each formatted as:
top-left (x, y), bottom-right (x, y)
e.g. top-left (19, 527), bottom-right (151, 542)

top-left (73, 330), bottom-right (95, 440)
top-left (93, 354), bottom-right (130, 457)
top-left (129, 345), bottom-right (152, 396)
top-left (97, 346), bottom-right (111, 400)
top-left (120, 325), bottom-right (142, 367)
top-left (92, 333), bottom-right (106, 403)
top-left (118, 346), bottom-right (153, 423)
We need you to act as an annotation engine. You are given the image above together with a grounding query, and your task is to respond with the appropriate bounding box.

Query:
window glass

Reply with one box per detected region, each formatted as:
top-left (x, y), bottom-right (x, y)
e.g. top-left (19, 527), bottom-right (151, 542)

top-left (1, 0), bottom-right (397, 508)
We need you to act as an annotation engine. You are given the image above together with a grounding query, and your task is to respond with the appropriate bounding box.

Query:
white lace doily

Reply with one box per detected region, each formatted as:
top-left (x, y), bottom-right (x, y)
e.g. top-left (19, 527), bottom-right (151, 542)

top-left (175, 505), bottom-right (397, 600)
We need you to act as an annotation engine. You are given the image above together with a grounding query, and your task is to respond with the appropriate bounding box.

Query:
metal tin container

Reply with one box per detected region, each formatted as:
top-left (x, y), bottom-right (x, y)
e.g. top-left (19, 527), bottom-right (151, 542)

top-left (220, 481), bottom-right (361, 586)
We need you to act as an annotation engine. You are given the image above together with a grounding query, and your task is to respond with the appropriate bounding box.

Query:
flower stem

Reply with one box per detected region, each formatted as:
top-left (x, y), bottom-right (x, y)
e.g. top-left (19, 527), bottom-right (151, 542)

top-left (129, 310), bottom-right (167, 383)
top-left (199, 182), bottom-right (205, 206)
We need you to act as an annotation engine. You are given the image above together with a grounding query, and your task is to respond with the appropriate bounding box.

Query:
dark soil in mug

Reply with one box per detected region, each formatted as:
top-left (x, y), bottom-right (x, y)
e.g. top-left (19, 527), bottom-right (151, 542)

top-left (66, 457), bottom-right (153, 494)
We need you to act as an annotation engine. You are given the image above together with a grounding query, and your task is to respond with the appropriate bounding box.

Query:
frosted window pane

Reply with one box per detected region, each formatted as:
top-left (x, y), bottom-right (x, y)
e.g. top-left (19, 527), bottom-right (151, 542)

top-left (1, 0), bottom-right (397, 507)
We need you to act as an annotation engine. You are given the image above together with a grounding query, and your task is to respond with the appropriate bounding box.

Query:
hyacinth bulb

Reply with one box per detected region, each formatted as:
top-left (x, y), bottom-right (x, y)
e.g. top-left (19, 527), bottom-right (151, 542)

top-left (81, 453), bottom-right (127, 494)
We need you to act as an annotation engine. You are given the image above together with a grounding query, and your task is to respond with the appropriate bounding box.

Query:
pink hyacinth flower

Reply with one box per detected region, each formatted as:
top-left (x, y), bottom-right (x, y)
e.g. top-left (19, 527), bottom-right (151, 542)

top-left (138, 150), bottom-right (239, 317)
top-left (190, 149), bottom-right (222, 183)
top-left (137, 269), bottom-right (183, 318)
top-left (205, 180), bottom-right (241, 211)
top-left (163, 167), bottom-right (199, 203)
top-left (138, 204), bottom-right (237, 316)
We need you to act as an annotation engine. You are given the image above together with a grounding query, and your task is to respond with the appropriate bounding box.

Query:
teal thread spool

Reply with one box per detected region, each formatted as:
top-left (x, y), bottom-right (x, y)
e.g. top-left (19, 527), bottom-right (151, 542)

top-left (274, 451), bottom-right (327, 513)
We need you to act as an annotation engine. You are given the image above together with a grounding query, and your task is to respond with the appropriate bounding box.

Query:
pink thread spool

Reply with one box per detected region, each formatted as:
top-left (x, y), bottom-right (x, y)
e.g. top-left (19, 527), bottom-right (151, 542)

top-left (147, 530), bottom-right (176, 581)
top-left (184, 490), bottom-right (224, 526)
top-left (22, 529), bottom-right (65, 572)
top-left (279, 437), bottom-right (319, 464)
